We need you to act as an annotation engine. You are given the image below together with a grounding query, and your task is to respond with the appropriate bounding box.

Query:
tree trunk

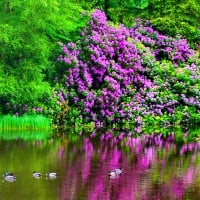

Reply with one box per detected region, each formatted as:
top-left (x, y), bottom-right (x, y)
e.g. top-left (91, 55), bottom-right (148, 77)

top-left (104, 0), bottom-right (111, 20)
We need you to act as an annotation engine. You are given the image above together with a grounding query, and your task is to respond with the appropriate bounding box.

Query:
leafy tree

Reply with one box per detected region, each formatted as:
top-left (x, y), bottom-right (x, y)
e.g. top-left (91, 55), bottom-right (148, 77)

top-left (0, 0), bottom-right (88, 114)
top-left (111, 0), bottom-right (200, 46)
top-left (77, 0), bottom-right (200, 46)
top-left (119, 0), bottom-right (148, 9)
top-left (145, 0), bottom-right (200, 45)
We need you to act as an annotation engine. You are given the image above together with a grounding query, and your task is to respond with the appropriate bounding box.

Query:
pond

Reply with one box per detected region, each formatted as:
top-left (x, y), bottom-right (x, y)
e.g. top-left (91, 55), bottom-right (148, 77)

top-left (0, 128), bottom-right (200, 200)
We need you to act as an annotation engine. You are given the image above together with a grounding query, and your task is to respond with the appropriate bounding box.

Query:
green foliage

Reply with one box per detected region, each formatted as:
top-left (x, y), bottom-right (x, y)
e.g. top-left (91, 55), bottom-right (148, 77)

top-left (0, 0), bottom-right (88, 115)
top-left (188, 107), bottom-right (200, 124)
top-left (147, 0), bottom-right (200, 46)
top-left (0, 63), bottom-right (51, 114)
top-left (66, 107), bottom-right (82, 125)
top-left (120, 0), bottom-right (148, 9)
top-left (86, 0), bottom-right (149, 9)
top-left (53, 101), bottom-right (70, 127)
top-left (0, 0), bottom-right (88, 67)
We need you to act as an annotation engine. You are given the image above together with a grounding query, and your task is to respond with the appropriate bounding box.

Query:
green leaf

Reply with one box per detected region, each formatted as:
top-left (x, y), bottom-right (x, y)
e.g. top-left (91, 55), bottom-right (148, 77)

top-left (121, 0), bottom-right (149, 9)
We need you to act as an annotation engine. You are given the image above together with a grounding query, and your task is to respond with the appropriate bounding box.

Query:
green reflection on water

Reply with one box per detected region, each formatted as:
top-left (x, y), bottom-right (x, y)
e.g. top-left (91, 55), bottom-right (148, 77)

top-left (0, 130), bottom-right (52, 141)
top-left (0, 134), bottom-right (67, 200)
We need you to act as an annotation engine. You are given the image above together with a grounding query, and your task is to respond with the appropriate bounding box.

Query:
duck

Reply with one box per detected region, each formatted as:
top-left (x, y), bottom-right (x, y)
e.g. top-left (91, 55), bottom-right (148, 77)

top-left (108, 171), bottom-right (116, 177)
top-left (4, 175), bottom-right (16, 182)
top-left (32, 171), bottom-right (42, 178)
top-left (46, 172), bottom-right (57, 179)
top-left (114, 168), bottom-right (123, 175)
top-left (108, 168), bottom-right (123, 177)
top-left (3, 172), bottom-right (16, 182)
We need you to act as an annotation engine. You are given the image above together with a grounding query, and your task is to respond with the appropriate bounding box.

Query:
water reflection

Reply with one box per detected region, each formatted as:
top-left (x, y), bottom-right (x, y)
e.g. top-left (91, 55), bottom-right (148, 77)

top-left (0, 129), bottom-right (200, 199)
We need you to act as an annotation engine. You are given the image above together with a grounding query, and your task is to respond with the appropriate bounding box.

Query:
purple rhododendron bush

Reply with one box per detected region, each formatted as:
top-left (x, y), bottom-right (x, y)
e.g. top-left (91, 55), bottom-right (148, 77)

top-left (58, 10), bottom-right (200, 130)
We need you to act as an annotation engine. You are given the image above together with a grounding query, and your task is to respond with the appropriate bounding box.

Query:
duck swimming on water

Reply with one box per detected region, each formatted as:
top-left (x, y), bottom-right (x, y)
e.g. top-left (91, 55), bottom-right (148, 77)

top-left (114, 168), bottom-right (123, 175)
top-left (3, 172), bottom-right (16, 182)
top-left (46, 172), bottom-right (57, 179)
top-left (108, 168), bottom-right (123, 177)
top-left (32, 171), bottom-right (42, 178)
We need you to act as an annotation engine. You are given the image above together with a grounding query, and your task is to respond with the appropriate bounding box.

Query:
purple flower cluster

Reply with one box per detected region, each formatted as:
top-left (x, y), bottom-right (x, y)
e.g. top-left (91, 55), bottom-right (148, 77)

top-left (5, 102), bottom-right (29, 115)
top-left (130, 19), bottom-right (195, 65)
top-left (59, 10), bottom-right (200, 124)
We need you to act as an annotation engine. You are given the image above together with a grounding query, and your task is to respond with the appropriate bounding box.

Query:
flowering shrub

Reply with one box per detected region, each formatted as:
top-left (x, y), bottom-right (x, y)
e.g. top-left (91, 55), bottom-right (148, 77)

top-left (130, 19), bottom-right (195, 65)
top-left (59, 10), bottom-right (200, 126)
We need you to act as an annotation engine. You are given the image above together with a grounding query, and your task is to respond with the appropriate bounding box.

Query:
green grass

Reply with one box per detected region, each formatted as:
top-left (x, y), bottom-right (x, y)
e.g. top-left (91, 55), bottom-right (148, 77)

top-left (0, 115), bottom-right (52, 131)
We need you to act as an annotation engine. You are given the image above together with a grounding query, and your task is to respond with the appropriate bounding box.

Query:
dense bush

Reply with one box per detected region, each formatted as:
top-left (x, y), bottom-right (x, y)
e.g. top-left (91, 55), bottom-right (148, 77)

top-left (58, 10), bottom-right (200, 127)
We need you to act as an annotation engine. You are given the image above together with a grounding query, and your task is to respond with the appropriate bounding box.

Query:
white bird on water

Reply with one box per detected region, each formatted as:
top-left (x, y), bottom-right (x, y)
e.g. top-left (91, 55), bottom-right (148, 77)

top-left (46, 172), bottom-right (57, 179)
top-left (32, 171), bottom-right (42, 179)
top-left (108, 168), bottom-right (123, 177)
top-left (3, 172), bottom-right (16, 182)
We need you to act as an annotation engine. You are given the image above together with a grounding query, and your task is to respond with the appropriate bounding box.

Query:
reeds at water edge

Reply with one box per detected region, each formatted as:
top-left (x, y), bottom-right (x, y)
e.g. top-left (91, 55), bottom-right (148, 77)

top-left (0, 115), bottom-right (51, 130)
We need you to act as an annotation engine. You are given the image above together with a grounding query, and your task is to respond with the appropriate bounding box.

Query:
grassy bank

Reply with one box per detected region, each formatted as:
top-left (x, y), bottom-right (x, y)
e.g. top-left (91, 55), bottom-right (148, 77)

top-left (0, 115), bottom-right (51, 130)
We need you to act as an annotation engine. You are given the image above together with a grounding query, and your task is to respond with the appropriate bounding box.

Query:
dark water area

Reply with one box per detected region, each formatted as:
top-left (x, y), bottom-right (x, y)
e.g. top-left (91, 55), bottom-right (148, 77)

top-left (1, 129), bottom-right (200, 200)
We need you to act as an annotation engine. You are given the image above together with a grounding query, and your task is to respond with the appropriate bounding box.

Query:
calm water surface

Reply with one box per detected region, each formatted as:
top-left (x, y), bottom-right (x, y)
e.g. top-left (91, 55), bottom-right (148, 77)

top-left (1, 130), bottom-right (200, 200)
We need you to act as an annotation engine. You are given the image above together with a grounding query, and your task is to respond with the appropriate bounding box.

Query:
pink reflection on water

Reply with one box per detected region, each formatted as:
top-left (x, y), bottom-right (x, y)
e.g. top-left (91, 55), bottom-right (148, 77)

top-left (184, 167), bottom-right (195, 185)
top-left (88, 178), bottom-right (109, 200)
top-left (82, 138), bottom-right (93, 183)
top-left (168, 178), bottom-right (185, 199)
top-left (59, 132), bottom-right (200, 200)
top-left (58, 147), bottom-right (65, 160)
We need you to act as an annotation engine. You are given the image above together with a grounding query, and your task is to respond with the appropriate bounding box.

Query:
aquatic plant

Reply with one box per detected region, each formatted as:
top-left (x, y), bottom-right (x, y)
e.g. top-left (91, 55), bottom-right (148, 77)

top-left (0, 115), bottom-right (51, 130)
